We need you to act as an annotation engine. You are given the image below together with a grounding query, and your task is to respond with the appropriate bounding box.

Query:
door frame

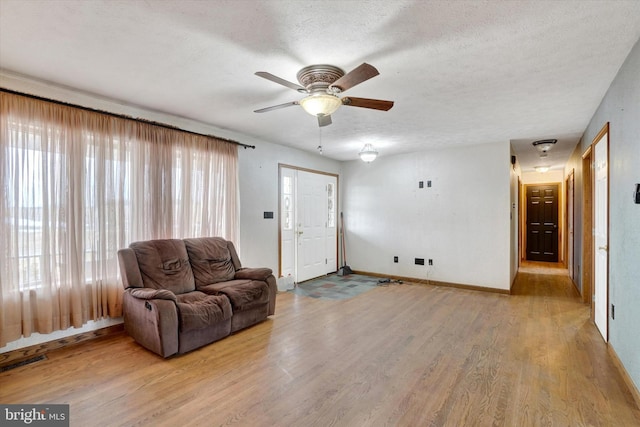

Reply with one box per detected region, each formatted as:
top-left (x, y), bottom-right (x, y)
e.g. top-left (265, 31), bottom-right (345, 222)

top-left (566, 169), bottom-right (575, 283)
top-left (581, 147), bottom-right (593, 306)
top-left (591, 122), bottom-right (610, 342)
top-left (278, 163), bottom-right (339, 279)
top-left (520, 180), bottom-right (526, 261)
top-left (518, 177), bottom-right (522, 263)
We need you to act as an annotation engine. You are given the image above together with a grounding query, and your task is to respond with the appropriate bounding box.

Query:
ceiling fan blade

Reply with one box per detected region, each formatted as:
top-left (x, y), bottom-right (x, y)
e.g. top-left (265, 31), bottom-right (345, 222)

top-left (342, 97), bottom-right (394, 111)
top-left (318, 114), bottom-right (332, 127)
top-left (254, 101), bottom-right (299, 113)
top-left (255, 71), bottom-right (308, 93)
top-left (330, 63), bottom-right (379, 92)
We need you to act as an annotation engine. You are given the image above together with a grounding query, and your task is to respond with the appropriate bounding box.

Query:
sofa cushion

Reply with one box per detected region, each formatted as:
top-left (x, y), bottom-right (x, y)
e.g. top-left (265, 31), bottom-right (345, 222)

top-left (176, 291), bottom-right (232, 332)
top-left (198, 279), bottom-right (269, 311)
top-left (130, 239), bottom-right (195, 294)
top-left (184, 237), bottom-right (236, 286)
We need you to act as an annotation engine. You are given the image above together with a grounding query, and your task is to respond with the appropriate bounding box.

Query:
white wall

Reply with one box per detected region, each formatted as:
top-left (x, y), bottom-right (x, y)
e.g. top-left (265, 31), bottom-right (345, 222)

top-left (521, 169), bottom-right (564, 185)
top-left (578, 37), bottom-right (640, 394)
top-left (342, 141), bottom-right (512, 291)
top-left (238, 141), bottom-right (341, 275)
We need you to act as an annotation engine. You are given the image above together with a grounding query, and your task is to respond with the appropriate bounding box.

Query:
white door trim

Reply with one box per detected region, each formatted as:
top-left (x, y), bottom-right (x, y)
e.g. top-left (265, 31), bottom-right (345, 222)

top-left (593, 123), bottom-right (609, 342)
top-left (278, 164), bottom-right (338, 282)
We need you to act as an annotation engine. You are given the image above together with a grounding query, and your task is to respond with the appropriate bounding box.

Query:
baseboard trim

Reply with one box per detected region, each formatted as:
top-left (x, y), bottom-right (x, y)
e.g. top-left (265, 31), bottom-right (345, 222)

top-left (0, 324), bottom-right (124, 369)
top-left (352, 270), bottom-right (511, 295)
top-left (608, 344), bottom-right (640, 410)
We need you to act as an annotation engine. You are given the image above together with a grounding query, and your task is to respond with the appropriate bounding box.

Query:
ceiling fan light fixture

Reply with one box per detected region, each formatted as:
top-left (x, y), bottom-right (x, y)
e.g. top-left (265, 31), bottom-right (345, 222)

top-left (359, 143), bottom-right (378, 163)
top-left (299, 93), bottom-right (342, 117)
top-left (254, 63), bottom-right (393, 127)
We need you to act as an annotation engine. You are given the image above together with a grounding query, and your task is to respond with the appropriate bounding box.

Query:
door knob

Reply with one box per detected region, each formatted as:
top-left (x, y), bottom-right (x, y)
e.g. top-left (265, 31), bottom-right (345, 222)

top-left (296, 230), bottom-right (304, 236)
top-left (598, 245), bottom-right (608, 251)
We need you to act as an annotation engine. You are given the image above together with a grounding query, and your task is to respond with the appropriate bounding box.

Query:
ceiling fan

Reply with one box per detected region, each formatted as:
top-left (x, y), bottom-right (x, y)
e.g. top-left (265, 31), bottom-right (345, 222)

top-left (254, 63), bottom-right (394, 127)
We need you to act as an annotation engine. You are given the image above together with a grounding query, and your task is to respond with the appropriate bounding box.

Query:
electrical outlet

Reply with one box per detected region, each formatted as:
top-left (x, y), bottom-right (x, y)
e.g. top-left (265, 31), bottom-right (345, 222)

top-left (427, 180), bottom-right (432, 188)
top-left (394, 256), bottom-right (398, 263)
top-left (415, 258), bottom-right (425, 265)
top-left (419, 181), bottom-right (424, 189)
top-left (428, 259), bottom-right (433, 266)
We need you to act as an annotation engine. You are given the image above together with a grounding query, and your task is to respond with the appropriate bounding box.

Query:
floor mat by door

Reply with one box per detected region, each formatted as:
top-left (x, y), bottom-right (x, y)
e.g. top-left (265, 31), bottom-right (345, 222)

top-left (289, 274), bottom-right (381, 300)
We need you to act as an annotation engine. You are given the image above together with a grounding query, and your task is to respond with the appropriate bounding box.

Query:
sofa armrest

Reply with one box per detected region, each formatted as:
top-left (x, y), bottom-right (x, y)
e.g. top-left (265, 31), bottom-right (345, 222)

top-left (118, 248), bottom-right (144, 289)
top-left (234, 267), bottom-right (273, 281)
top-left (233, 268), bottom-right (276, 316)
top-left (129, 288), bottom-right (177, 302)
top-left (123, 291), bottom-right (179, 357)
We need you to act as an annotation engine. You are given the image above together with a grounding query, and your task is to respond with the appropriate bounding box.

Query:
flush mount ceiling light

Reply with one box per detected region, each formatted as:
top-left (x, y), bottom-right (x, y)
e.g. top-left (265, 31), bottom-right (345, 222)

top-left (535, 166), bottom-right (550, 173)
top-left (532, 139), bottom-right (557, 153)
top-left (359, 143), bottom-right (378, 163)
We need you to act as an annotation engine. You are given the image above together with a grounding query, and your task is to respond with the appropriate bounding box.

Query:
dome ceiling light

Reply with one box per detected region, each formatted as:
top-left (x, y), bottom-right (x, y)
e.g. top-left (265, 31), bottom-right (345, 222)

top-left (532, 139), bottom-right (557, 153)
top-left (359, 143), bottom-right (378, 163)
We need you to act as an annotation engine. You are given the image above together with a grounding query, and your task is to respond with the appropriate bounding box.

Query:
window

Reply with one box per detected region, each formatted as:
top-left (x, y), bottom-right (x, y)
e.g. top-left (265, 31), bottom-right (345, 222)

top-left (327, 182), bottom-right (335, 228)
top-left (0, 91), bottom-right (239, 346)
top-left (282, 175), bottom-right (293, 230)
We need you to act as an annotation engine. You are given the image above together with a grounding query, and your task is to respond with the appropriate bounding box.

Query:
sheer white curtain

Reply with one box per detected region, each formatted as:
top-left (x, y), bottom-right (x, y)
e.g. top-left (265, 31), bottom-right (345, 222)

top-left (0, 92), bottom-right (239, 347)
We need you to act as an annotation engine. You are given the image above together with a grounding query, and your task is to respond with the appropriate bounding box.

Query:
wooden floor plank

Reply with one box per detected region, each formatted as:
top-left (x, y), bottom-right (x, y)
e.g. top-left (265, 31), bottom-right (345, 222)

top-left (1, 268), bottom-right (639, 426)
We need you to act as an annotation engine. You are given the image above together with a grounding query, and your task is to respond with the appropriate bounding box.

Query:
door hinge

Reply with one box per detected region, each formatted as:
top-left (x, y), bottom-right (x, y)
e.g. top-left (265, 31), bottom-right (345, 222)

top-left (325, 258), bottom-right (328, 264)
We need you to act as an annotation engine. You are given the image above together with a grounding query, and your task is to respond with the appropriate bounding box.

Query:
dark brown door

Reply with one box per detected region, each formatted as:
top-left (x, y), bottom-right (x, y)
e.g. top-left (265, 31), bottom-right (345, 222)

top-left (526, 184), bottom-right (558, 262)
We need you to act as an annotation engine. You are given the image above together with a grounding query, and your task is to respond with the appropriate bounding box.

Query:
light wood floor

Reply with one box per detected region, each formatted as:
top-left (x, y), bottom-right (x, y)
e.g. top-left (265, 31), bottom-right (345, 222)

top-left (1, 268), bottom-right (639, 426)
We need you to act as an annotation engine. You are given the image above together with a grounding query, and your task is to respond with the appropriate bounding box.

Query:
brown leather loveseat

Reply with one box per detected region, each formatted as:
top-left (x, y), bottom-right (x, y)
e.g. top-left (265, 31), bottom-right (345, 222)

top-left (117, 237), bottom-right (276, 357)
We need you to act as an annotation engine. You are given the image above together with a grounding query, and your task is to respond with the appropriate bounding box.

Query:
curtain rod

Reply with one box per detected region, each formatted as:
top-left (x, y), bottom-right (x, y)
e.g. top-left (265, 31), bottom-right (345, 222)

top-left (0, 87), bottom-right (256, 150)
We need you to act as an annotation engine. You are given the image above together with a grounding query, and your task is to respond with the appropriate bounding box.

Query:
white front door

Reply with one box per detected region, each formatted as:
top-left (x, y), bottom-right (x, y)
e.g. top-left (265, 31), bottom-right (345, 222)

top-left (297, 171), bottom-right (329, 282)
top-left (280, 167), bottom-right (337, 283)
top-left (594, 130), bottom-right (608, 342)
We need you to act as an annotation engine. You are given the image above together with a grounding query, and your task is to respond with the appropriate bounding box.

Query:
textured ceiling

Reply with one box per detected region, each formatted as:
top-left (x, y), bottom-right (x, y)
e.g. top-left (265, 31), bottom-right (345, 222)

top-left (1, 0), bottom-right (639, 171)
